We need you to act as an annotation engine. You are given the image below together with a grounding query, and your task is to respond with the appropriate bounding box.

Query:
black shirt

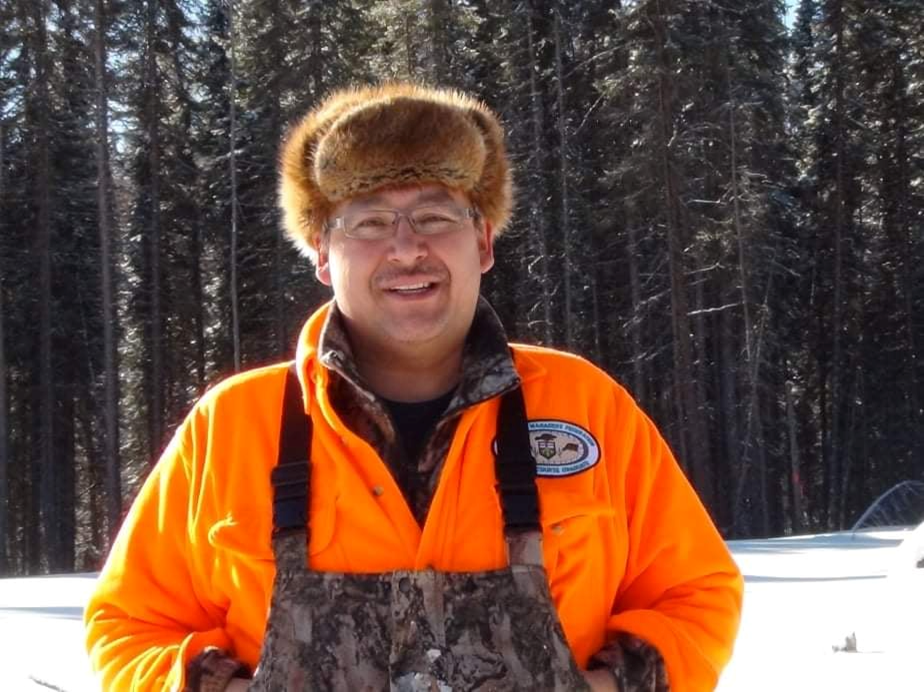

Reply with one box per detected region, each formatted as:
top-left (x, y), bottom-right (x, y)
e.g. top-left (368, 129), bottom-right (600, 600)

top-left (381, 388), bottom-right (456, 466)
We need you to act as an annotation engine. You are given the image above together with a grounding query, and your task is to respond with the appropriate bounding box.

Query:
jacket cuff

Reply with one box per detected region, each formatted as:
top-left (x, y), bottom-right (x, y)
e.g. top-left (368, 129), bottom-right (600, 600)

top-left (588, 633), bottom-right (670, 692)
top-left (184, 647), bottom-right (250, 692)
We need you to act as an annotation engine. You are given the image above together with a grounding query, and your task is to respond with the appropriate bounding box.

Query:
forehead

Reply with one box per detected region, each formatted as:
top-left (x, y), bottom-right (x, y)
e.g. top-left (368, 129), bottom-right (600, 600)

top-left (337, 184), bottom-right (468, 212)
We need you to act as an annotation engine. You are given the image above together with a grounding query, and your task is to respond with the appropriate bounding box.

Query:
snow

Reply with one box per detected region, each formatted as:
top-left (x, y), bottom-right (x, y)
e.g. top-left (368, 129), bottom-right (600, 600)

top-left (0, 527), bottom-right (920, 691)
top-left (719, 527), bottom-right (920, 691)
top-left (0, 572), bottom-right (98, 691)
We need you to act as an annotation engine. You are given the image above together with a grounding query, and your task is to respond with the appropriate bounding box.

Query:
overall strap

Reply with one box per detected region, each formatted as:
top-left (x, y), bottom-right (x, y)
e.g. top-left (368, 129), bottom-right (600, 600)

top-left (495, 386), bottom-right (540, 533)
top-left (271, 362), bottom-right (312, 540)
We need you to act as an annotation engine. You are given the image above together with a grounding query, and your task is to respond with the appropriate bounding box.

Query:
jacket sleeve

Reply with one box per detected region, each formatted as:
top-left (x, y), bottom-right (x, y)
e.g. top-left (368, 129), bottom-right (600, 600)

top-left (603, 388), bottom-right (743, 692)
top-left (84, 406), bottom-right (235, 690)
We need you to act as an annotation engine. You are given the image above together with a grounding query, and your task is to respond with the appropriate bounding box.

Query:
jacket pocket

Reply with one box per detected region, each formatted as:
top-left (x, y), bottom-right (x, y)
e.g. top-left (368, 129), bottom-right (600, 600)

top-left (540, 492), bottom-right (616, 579)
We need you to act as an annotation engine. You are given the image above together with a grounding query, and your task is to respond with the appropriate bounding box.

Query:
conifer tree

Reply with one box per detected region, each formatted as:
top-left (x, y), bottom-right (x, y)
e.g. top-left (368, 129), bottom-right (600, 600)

top-left (48, 0), bottom-right (103, 571)
top-left (123, 0), bottom-right (202, 460)
top-left (0, 0), bottom-right (923, 572)
top-left (194, 0), bottom-right (238, 374)
top-left (0, 0), bottom-right (14, 574)
top-left (92, 0), bottom-right (122, 548)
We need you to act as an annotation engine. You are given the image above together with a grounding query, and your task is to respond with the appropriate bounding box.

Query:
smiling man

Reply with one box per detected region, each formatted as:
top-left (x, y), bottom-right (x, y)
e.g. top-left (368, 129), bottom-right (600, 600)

top-left (318, 184), bottom-right (491, 402)
top-left (85, 83), bottom-right (742, 692)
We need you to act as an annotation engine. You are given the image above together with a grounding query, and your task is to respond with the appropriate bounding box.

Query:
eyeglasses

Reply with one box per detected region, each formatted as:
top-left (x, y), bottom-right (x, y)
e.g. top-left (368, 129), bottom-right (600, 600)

top-left (326, 205), bottom-right (477, 241)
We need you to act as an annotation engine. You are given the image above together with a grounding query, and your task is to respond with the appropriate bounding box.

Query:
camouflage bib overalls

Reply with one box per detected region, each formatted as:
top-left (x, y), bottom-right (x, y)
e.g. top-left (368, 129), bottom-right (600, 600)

top-left (248, 366), bottom-right (589, 691)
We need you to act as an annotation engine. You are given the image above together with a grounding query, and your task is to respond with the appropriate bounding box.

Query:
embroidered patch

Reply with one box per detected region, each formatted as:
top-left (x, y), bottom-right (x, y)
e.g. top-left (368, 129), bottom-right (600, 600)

top-left (528, 420), bottom-right (600, 476)
top-left (494, 419), bottom-right (599, 477)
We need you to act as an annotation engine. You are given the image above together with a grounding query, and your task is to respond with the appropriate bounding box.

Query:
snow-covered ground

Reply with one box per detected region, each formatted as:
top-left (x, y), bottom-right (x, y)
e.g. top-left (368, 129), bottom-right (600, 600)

top-left (719, 526), bottom-right (921, 691)
top-left (0, 526), bottom-right (920, 691)
top-left (0, 572), bottom-right (98, 691)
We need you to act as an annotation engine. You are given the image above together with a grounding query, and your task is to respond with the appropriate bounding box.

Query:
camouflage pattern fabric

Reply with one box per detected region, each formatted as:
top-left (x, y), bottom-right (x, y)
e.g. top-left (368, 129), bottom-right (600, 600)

top-left (262, 297), bottom-right (670, 690)
top-left (588, 633), bottom-right (670, 692)
top-left (248, 532), bottom-right (589, 691)
top-left (319, 297), bottom-right (520, 525)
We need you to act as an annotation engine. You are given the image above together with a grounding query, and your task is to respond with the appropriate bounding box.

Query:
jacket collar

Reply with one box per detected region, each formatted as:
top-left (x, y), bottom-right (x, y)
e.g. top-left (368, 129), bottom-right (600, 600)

top-left (296, 297), bottom-right (530, 414)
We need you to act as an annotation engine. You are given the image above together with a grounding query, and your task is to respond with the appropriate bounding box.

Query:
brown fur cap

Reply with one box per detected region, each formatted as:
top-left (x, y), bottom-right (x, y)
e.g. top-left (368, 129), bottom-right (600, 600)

top-left (279, 83), bottom-right (513, 260)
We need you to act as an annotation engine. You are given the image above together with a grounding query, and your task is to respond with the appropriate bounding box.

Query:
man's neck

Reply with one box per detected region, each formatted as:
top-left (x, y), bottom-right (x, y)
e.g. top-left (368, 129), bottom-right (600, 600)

top-left (353, 345), bottom-right (463, 402)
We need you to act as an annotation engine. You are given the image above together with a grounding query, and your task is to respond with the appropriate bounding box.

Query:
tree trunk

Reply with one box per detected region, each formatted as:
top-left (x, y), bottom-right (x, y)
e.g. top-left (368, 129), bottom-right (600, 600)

top-left (426, 0), bottom-right (450, 83)
top-left (145, 0), bottom-right (164, 455)
top-left (785, 377), bottom-right (806, 534)
top-left (273, 233), bottom-right (287, 357)
top-left (728, 59), bottom-right (754, 391)
top-left (719, 307), bottom-right (739, 528)
top-left (0, 126), bottom-right (8, 569)
top-left (753, 387), bottom-right (769, 535)
top-left (56, 394), bottom-right (76, 571)
top-left (827, 0), bottom-right (846, 529)
top-left (525, 2), bottom-right (553, 344)
top-left (228, 0), bottom-right (241, 371)
top-left (904, 200), bottom-right (921, 480)
top-left (94, 0), bottom-right (122, 543)
top-left (627, 216), bottom-right (646, 402)
top-left (839, 367), bottom-right (861, 528)
top-left (727, 56), bottom-right (766, 532)
top-left (692, 265), bottom-right (711, 492)
top-left (30, 0), bottom-right (57, 570)
top-left (192, 207), bottom-right (207, 387)
top-left (891, 60), bottom-right (921, 476)
top-left (553, 4), bottom-right (574, 348)
top-left (79, 394), bottom-right (105, 569)
top-left (652, 0), bottom-right (711, 506)
top-left (404, 12), bottom-right (416, 77)
top-left (588, 265), bottom-right (602, 365)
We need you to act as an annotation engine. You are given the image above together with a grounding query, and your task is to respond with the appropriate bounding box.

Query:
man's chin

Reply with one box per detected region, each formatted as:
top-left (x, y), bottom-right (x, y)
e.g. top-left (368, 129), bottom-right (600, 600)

top-left (377, 318), bottom-right (461, 349)
top-left (385, 326), bottom-right (447, 347)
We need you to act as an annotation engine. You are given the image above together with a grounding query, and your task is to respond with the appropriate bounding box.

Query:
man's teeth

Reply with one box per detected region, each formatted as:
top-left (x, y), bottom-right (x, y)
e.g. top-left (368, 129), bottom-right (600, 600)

top-left (391, 283), bottom-right (431, 292)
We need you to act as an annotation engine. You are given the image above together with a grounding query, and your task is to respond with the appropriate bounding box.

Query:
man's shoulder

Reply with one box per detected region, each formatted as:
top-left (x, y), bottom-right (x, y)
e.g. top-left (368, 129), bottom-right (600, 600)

top-left (509, 342), bottom-right (638, 410)
top-left (509, 342), bottom-right (613, 382)
top-left (194, 361), bottom-right (292, 413)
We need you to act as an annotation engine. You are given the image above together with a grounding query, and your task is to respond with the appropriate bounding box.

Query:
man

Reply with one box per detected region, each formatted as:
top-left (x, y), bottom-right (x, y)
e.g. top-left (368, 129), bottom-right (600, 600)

top-left (85, 83), bottom-right (742, 691)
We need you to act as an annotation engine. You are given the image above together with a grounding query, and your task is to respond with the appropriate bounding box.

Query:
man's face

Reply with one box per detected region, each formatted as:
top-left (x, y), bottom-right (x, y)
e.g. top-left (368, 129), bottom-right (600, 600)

top-left (316, 184), bottom-right (495, 359)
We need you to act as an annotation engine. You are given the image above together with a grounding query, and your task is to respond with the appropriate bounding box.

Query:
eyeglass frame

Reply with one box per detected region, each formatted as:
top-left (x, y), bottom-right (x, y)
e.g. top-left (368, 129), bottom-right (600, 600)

top-left (324, 204), bottom-right (480, 241)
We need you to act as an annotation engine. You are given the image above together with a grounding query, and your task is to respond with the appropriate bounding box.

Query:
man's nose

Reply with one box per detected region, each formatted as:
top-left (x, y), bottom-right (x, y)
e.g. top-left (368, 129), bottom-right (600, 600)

top-left (388, 216), bottom-right (428, 262)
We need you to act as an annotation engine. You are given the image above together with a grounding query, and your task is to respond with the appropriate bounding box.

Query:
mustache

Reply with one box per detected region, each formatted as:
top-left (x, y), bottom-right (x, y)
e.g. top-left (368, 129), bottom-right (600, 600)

top-left (374, 262), bottom-right (449, 285)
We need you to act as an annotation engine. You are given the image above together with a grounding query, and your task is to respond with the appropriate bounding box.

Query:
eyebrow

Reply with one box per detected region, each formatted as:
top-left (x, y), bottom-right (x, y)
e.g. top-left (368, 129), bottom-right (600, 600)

top-left (415, 188), bottom-right (457, 205)
top-left (351, 188), bottom-right (457, 210)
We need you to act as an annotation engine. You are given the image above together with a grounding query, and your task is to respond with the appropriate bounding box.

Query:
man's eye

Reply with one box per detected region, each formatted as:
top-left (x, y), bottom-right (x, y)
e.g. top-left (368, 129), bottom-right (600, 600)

top-left (416, 213), bottom-right (454, 224)
top-left (354, 215), bottom-right (391, 228)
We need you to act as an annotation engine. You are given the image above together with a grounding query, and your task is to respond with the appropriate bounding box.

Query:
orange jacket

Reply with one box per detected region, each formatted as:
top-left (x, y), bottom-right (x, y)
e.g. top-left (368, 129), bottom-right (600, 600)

top-left (85, 303), bottom-right (742, 691)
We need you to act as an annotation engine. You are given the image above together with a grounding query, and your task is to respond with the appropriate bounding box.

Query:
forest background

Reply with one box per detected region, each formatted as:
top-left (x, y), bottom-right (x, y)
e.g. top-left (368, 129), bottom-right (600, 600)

top-left (0, 0), bottom-right (922, 576)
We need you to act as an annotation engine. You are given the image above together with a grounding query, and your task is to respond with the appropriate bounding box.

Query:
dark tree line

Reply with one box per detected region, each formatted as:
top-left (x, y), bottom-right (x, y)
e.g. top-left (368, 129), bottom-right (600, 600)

top-left (1, 0), bottom-right (922, 575)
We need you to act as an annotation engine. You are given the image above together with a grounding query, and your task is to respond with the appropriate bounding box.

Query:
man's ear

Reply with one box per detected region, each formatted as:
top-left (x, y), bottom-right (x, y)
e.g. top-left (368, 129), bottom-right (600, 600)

top-left (479, 220), bottom-right (495, 273)
top-left (315, 238), bottom-right (332, 286)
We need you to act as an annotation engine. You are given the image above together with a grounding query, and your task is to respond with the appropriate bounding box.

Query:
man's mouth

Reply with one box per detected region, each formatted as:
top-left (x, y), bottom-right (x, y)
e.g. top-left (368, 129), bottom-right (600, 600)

top-left (386, 282), bottom-right (436, 294)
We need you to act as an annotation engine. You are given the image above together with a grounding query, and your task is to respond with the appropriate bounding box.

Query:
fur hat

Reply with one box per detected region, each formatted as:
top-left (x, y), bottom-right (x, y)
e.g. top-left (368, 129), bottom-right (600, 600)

top-left (279, 83), bottom-right (513, 261)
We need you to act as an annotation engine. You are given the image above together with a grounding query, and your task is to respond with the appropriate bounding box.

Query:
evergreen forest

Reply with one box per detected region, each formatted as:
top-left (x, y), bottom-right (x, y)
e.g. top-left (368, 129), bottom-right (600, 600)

top-left (1, 0), bottom-right (922, 575)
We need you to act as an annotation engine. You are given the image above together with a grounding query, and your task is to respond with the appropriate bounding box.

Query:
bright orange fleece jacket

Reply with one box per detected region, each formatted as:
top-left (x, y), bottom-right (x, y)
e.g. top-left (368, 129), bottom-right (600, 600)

top-left (85, 303), bottom-right (742, 691)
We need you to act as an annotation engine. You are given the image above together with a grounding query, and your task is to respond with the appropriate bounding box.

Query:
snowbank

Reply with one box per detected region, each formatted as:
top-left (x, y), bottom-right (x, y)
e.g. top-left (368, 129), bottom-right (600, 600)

top-left (718, 527), bottom-right (916, 690)
top-left (0, 527), bottom-right (919, 691)
top-left (0, 573), bottom-right (98, 691)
